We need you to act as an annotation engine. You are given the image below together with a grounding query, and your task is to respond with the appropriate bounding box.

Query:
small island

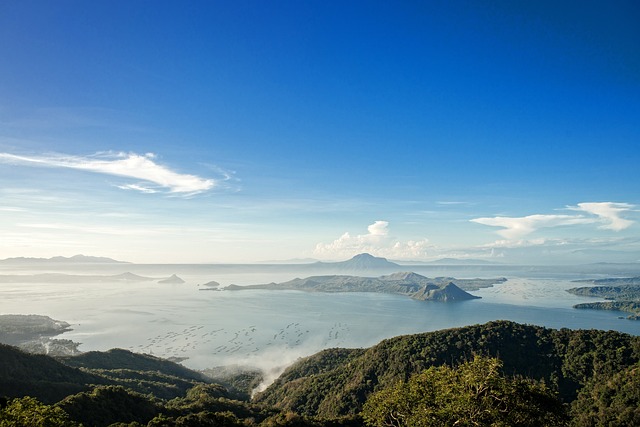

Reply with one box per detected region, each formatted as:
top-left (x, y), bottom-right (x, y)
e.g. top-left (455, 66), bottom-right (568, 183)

top-left (158, 274), bottom-right (186, 284)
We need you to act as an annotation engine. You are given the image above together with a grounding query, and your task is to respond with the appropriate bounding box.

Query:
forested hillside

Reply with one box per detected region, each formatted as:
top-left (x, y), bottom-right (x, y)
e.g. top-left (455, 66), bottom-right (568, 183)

top-left (0, 321), bottom-right (639, 426)
top-left (255, 320), bottom-right (640, 421)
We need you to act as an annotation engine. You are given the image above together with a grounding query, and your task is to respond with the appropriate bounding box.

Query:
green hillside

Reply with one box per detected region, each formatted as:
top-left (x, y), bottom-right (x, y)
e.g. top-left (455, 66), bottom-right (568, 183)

top-left (255, 320), bottom-right (640, 419)
top-left (1, 321), bottom-right (639, 426)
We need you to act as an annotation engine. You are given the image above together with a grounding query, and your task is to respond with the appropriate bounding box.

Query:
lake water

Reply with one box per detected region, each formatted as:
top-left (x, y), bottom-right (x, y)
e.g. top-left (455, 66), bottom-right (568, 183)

top-left (0, 264), bottom-right (638, 380)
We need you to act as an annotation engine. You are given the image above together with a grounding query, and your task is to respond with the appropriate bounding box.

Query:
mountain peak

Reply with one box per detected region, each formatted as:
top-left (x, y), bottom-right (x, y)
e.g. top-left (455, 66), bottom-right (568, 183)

top-left (351, 253), bottom-right (377, 260)
top-left (339, 253), bottom-right (399, 269)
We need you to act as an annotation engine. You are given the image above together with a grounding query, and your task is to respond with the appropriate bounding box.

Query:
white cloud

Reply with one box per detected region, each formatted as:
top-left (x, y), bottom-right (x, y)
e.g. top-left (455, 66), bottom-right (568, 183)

top-left (0, 152), bottom-right (215, 195)
top-left (471, 201), bottom-right (636, 239)
top-left (117, 183), bottom-right (159, 194)
top-left (314, 221), bottom-right (430, 260)
top-left (568, 202), bottom-right (635, 231)
top-left (470, 214), bottom-right (594, 239)
top-left (480, 237), bottom-right (571, 249)
top-left (367, 220), bottom-right (389, 236)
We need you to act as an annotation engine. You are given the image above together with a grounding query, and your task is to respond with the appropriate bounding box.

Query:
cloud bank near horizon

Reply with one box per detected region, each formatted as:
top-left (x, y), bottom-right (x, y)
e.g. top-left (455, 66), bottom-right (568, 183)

top-left (0, 151), bottom-right (215, 195)
top-left (471, 202), bottom-right (636, 239)
top-left (314, 221), bottom-right (430, 260)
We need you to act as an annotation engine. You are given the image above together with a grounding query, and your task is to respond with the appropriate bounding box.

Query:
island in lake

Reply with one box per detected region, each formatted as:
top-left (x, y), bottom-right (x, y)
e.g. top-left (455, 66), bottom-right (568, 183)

top-left (225, 272), bottom-right (506, 302)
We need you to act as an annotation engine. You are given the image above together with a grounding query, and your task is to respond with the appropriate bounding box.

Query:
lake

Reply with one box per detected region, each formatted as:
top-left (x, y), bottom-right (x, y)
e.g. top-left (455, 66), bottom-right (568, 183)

top-left (0, 264), bottom-right (638, 378)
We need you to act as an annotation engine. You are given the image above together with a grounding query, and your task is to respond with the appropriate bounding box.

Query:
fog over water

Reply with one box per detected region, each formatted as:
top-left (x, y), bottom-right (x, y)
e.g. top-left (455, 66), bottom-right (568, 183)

top-left (1, 263), bottom-right (639, 384)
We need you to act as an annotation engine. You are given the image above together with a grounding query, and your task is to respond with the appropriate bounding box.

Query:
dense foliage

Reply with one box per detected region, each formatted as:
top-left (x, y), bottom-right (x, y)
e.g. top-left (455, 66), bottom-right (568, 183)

top-left (0, 396), bottom-right (79, 427)
top-left (57, 386), bottom-right (162, 427)
top-left (362, 356), bottom-right (567, 427)
top-left (570, 363), bottom-right (640, 426)
top-left (255, 321), bottom-right (640, 418)
top-left (0, 343), bottom-right (104, 403)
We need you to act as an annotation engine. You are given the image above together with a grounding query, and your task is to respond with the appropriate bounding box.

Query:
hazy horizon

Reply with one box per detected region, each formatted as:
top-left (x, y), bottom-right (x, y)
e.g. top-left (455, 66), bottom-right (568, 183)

top-left (1, 2), bottom-right (638, 265)
top-left (2, 251), bottom-right (640, 268)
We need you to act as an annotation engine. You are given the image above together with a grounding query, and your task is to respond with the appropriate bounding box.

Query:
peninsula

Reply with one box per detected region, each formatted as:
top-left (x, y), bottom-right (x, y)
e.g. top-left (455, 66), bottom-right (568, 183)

top-left (567, 276), bottom-right (640, 320)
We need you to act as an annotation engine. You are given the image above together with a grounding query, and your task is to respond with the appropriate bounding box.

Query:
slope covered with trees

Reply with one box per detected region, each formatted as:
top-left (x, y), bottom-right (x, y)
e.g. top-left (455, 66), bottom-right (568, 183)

top-left (1, 321), bottom-right (639, 426)
top-left (255, 321), bottom-right (640, 419)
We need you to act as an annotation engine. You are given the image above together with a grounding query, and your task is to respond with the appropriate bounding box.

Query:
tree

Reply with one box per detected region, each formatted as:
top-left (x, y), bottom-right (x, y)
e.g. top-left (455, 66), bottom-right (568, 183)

top-left (0, 396), bottom-right (78, 427)
top-left (570, 364), bottom-right (640, 426)
top-left (361, 355), bottom-right (568, 427)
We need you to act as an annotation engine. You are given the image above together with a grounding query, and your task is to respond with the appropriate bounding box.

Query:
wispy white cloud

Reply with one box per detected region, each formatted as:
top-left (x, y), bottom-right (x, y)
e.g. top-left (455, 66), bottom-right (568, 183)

top-left (0, 152), bottom-right (215, 195)
top-left (470, 214), bottom-right (594, 239)
top-left (568, 202), bottom-right (635, 231)
top-left (471, 201), bottom-right (636, 239)
top-left (314, 221), bottom-right (430, 260)
top-left (436, 201), bottom-right (475, 206)
top-left (116, 183), bottom-right (159, 194)
top-left (480, 238), bottom-right (563, 249)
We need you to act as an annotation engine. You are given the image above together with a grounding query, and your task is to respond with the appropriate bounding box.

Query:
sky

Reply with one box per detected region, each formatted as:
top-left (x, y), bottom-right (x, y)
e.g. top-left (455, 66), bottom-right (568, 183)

top-left (0, 0), bottom-right (639, 264)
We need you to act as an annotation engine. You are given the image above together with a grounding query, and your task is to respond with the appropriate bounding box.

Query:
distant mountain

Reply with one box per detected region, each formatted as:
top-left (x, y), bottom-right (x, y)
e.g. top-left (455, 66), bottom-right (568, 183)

top-left (0, 254), bottom-right (128, 264)
top-left (314, 253), bottom-right (400, 270)
top-left (225, 272), bottom-right (492, 302)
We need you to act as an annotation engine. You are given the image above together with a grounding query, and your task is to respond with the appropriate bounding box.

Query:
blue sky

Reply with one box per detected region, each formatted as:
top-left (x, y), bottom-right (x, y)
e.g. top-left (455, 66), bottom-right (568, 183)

top-left (0, 0), bottom-right (639, 263)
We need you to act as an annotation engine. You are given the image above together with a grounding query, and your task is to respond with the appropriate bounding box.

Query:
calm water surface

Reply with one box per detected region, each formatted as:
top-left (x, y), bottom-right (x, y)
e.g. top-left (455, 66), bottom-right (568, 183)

top-left (0, 267), bottom-right (638, 372)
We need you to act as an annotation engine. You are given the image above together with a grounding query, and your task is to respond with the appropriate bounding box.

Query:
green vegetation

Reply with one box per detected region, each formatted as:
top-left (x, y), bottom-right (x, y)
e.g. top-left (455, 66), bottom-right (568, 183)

top-left (1, 321), bottom-right (639, 426)
top-left (362, 356), bottom-right (567, 427)
top-left (574, 301), bottom-right (640, 319)
top-left (567, 277), bottom-right (640, 319)
top-left (255, 321), bottom-right (640, 419)
top-left (0, 396), bottom-right (79, 427)
top-left (567, 285), bottom-right (640, 301)
top-left (57, 386), bottom-right (162, 427)
top-left (570, 363), bottom-right (640, 426)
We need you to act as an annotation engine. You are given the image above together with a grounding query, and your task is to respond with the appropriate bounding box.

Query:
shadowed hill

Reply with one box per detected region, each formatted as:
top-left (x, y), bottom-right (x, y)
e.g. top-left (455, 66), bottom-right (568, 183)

top-left (0, 344), bottom-right (219, 404)
top-left (59, 348), bottom-right (208, 382)
top-left (0, 343), bottom-right (107, 403)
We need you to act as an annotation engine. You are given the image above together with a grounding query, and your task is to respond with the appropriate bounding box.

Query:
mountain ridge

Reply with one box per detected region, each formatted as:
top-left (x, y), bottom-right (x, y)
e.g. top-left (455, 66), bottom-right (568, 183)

top-left (0, 254), bottom-right (128, 264)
